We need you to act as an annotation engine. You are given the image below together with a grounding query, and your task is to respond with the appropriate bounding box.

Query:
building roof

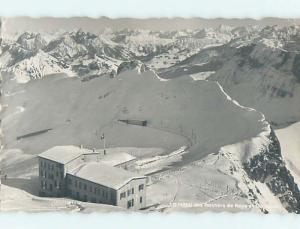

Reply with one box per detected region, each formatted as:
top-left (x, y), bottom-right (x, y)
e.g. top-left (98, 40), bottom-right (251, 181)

top-left (100, 152), bottom-right (136, 167)
top-left (67, 162), bottom-right (146, 190)
top-left (38, 145), bottom-right (93, 164)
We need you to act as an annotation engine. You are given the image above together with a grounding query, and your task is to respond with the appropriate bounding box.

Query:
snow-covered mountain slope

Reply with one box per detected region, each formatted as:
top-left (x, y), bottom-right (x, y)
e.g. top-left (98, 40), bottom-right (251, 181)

top-left (0, 27), bottom-right (233, 82)
top-left (1, 70), bottom-right (265, 157)
top-left (16, 31), bottom-right (47, 52)
top-left (276, 122), bottom-right (300, 188)
top-left (202, 83), bottom-right (300, 213)
top-left (154, 26), bottom-right (300, 126)
top-left (2, 69), bottom-right (299, 212)
top-left (0, 30), bottom-right (132, 81)
top-left (208, 41), bottom-right (300, 126)
top-left (5, 51), bottom-right (75, 83)
top-left (1, 23), bottom-right (300, 213)
top-left (243, 129), bottom-right (300, 213)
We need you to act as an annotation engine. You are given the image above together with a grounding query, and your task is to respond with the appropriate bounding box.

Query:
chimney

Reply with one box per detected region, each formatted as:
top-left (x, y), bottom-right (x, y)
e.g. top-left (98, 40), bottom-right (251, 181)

top-left (80, 145), bottom-right (83, 149)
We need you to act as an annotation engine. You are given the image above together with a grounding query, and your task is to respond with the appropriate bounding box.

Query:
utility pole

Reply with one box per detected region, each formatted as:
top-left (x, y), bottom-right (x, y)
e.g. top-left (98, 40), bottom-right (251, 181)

top-left (191, 128), bottom-right (194, 143)
top-left (101, 133), bottom-right (106, 155)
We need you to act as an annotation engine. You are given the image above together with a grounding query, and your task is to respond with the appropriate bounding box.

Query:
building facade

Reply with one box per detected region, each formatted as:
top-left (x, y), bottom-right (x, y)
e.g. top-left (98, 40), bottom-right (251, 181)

top-left (66, 162), bottom-right (146, 210)
top-left (39, 157), bottom-right (66, 197)
top-left (116, 177), bottom-right (146, 209)
top-left (38, 146), bottom-right (146, 210)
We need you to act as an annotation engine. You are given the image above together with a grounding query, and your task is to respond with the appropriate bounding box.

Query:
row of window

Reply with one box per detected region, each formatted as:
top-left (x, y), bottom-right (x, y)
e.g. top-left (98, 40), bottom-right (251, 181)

top-left (41, 180), bottom-right (62, 191)
top-left (127, 197), bottom-right (143, 208)
top-left (120, 184), bottom-right (145, 200)
top-left (69, 178), bottom-right (111, 200)
top-left (40, 161), bottom-right (63, 170)
top-left (128, 188), bottom-right (134, 196)
top-left (40, 169), bottom-right (64, 179)
top-left (72, 192), bottom-right (107, 204)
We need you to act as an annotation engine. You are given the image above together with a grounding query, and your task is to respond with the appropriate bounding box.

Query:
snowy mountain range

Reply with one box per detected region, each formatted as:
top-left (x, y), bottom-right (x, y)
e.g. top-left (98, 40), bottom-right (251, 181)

top-left (1, 19), bottom-right (300, 213)
top-left (1, 24), bottom-right (300, 126)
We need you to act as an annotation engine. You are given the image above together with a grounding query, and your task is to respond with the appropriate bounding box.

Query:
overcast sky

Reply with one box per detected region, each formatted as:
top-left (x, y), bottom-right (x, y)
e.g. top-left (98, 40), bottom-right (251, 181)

top-left (0, 0), bottom-right (300, 18)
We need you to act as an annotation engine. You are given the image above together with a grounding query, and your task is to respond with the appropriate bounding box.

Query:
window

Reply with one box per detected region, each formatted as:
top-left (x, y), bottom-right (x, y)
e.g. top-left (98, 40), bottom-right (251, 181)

top-left (84, 184), bottom-right (87, 190)
top-left (127, 189), bottom-right (131, 196)
top-left (49, 184), bottom-right (53, 191)
top-left (127, 199), bottom-right (134, 208)
top-left (75, 180), bottom-right (78, 187)
top-left (140, 197), bottom-right (143, 203)
top-left (120, 192), bottom-right (126, 200)
top-left (68, 178), bottom-right (72, 185)
top-left (127, 200), bottom-right (131, 208)
top-left (94, 187), bottom-right (97, 194)
top-left (54, 180), bottom-right (57, 187)
top-left (49, 173), bottom-right (54, 180)
top-left (132, 188), bottom-right (134, 194)
top-left (79, 182), bottom-right (82, 189)
top-left (41, 180), bottom-right (46, 189)
top-left (90, 186), bottom-right (92, 192)
top-left (51, 164), bottom-right (54, 171)
top-left (139, 184), bottom-right (144, 191)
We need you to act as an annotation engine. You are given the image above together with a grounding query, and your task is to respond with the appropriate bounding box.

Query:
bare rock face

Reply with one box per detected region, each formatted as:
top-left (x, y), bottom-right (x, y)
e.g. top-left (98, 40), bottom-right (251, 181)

top-left (16, 32), bottom-right (47, 52)
top-left (117, 60), bottom-right (147, 74)
top-left (244, 129), bottom-right (300, 213)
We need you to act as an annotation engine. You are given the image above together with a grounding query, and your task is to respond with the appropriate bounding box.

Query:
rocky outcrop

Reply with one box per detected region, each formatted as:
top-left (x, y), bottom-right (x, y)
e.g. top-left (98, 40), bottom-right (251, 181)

top-left (16, 32), bottom-right (47, 52)
top-left (244, 129), bottom-right (300, 213)
top-left (117, 60), bottom-right (147, 74)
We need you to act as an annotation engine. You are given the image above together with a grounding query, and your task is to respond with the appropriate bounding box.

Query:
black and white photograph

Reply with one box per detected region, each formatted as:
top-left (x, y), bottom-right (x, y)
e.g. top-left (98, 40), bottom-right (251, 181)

top-left (0, 1), bottom-right (300, 228)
